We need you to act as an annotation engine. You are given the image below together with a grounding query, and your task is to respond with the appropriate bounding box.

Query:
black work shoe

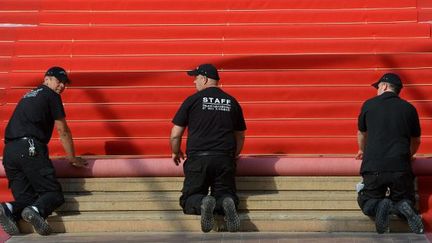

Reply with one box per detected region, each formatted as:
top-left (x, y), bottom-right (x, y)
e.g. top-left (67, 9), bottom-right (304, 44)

top-left (21, 207), bottom-right (51, 236)
top-left (200, 196), bottom-right (216, 233)
top-left (396, 201), bottom-right (424, 234)
top-left (375, 198), bottom-right (391, 234)
top-left (0, 203), bottom-right (19, 235)
top-left (222, 197), bottom-right (240, 232)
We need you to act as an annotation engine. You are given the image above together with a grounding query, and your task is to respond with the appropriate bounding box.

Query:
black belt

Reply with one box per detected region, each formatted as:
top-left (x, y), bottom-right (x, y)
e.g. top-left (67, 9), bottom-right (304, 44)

top-left (5, 137), bottom-right (41, 144)
top-left (188, 151), bottom-right (234, 157)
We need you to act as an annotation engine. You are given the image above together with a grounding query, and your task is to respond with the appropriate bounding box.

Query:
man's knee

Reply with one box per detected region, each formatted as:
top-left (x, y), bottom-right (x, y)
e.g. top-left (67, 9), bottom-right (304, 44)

top-left (358, 197), bottom-right (381, 216)
top-left (180, 194), bottom-right (205, 215)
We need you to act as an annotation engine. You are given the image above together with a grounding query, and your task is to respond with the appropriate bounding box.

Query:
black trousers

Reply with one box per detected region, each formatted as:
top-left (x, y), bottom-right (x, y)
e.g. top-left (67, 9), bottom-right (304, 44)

top-left (180, 154), bottom-right (239, 215)
top-left (357, 171), bottom-right (416, 216)
top-left (2, 139), bottom-right (64, 220)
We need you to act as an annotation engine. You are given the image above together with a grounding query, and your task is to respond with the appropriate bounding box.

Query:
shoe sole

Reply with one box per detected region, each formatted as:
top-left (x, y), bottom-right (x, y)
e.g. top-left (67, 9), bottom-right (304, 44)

top-left (200, 196), bottom-right (216, 233)
top-left (21, 207), bottom-right (51, 236)
top-left (375, 199), bottom-right (391, 234)
top-left (0, 206), bottom-right (19, 235)
top-left (223, 198), bottom-right (240, 232)
top-left (398, 202), bottom-right (424, 234)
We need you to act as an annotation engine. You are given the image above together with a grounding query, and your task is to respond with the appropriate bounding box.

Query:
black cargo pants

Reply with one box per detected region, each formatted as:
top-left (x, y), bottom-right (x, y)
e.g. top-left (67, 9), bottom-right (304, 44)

top-left (357, 171), bottom-right (416, 216)
top-left (180, 154), bottom-right (239, 215)
top-left (2, 139), bottom-right (65, 220)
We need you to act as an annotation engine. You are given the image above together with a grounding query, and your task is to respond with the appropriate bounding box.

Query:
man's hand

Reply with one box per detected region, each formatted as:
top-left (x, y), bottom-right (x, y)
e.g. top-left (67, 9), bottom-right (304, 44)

top-left (172, 151), bottom-right (185, 166)
top-left (355, 150), bottom-right (364, 160)
top-left (68, 156), bottom-right (88, 168)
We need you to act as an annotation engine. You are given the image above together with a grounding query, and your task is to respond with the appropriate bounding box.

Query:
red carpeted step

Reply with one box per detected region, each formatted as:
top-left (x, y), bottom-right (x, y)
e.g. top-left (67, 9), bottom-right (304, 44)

top-left (2, 136), bottom-right (430, 156)
top-left (4, 101), bottom-right (432, 121)
top-left (6, 85), bottom-right (432, 103)
top-left (419, 9), bottom-right (432, 22)
top-left (52, 119), bottom-right (432, 138)
top-left (0, 59), bottom-right (11, 72)
top-left (0, 0), bottom-right (417, 11)
top-left (2, 116), bottom-right (431, 140)
top-left (0, 42), bottom-right (14, 56)
top-left (9, 54), bottom-right (432, 71)
top-left (1, 9), bottom-right (417, 26)
top-left (1, 24), bottom-right (429, 41)
top-left (11, 39), bottom-right (432, 56)
top-left (5, 69), bottom-right (432, 87)
top-left (59, 119), bottom-right (358, 138)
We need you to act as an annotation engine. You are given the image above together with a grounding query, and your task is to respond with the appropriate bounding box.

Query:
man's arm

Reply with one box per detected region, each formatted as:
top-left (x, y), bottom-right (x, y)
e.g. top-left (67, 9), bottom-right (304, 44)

top-left (410, 136), bottom-right (421, 160)
top-left (55, 118), bottom-right (87, 167)
top-left (234, 131), bottom-right (245, 158)
top-left (170, 125), bottom-right (186, 166)
top-left (356, 130), bottom-right (367, 160)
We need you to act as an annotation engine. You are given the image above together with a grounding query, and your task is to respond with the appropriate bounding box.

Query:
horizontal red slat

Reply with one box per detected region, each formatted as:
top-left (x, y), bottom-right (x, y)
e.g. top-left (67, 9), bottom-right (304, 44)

top-left (1, 136), bottom-right (431, 156)
top-left (1, 24), bottom-right (429, 42)
top-left (0, 0), bottom-right (417, 11)
top-left (3, 10), bottom-right (414, 25)
top-left (4, 102), bottom-right (432, 121)
top-left (8, 54), bottom-right (432, 71)
top-left (5, 69), bottom-right (432, 87)
top-left (11, 39), bottom-right (432, 56)
top-left (7, 85), bottom-right (432, 103)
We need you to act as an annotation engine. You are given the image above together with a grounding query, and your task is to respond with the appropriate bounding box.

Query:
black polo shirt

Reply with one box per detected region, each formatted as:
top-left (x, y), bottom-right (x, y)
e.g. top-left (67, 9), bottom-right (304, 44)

top-left (5, 85), bottom-right (66, 144)
top-left (172, 87), bottom-right (246, 155)
top-left (358, 91), bottom-right (421, 173)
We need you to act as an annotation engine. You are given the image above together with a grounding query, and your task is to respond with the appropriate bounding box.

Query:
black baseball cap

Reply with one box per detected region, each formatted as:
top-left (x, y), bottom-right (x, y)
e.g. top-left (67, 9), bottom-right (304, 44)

top-left (372, 73), bottom-right (403, 89)
top-left (187, 64), bottom-right (220, 81)
top-left (45, 66), bottom-right (70, 84)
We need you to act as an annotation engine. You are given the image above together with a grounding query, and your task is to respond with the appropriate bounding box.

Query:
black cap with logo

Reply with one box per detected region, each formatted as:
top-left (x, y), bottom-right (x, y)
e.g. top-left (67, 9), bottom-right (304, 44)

top-left (45, 66), bottom-right (71, 84)
top-left (372, 73), bottom-right (403, 89)
top-left (187, 64), bottom-right (220, 81)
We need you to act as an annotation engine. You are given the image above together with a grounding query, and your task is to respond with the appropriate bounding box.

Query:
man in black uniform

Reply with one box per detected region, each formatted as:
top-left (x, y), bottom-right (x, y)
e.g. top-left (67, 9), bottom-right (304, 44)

top-left (170, 64), bottom-right (246, 233)
top-left (0, 67), bottom-right (87, 236)
top-left (356, 73), bottom-right (424, 234)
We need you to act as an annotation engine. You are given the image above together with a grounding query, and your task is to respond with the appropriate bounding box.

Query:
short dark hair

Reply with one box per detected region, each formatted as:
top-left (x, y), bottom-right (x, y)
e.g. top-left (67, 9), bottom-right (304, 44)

top-left (386, 82), bottom-right (401, 95)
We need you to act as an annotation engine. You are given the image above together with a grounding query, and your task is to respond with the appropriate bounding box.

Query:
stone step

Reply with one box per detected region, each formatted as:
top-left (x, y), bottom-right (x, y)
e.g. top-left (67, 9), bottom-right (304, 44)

top-left (59, 191), bottom-right (359, 211)
top-left (59, 176), bottom-right (362, 192)
top-left (17, 211), bottom-right (411, 233)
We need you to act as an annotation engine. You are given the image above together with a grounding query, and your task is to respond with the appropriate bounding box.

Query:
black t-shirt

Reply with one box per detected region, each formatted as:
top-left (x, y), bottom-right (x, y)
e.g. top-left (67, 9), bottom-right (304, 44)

top-left (358, 91), bottom-right (421, 173)
top-left (172, 87), bottom-right (246, 155)
top-left (5, 85), bottom-right (66, 144)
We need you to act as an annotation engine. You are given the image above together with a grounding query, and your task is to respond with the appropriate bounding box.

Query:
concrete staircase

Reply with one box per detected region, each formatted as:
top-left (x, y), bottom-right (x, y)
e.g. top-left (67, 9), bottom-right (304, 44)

top-left (16, 176), bottom-right (412, 233)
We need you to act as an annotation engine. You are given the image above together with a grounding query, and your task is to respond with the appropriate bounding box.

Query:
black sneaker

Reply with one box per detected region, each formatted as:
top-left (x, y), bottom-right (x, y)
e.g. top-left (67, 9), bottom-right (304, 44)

top-left (222, 197), bottom-right (240, 232)
top-left (0, 203), bottom-right (19, 235)
top-left (375, 198), bottom-right (391, 234)
top-left (396, 201), bottom-right (424, 234)
top-left (21, 207), bottom-right (51, 236)
top-left (200, 196), bottom-right (216, 233)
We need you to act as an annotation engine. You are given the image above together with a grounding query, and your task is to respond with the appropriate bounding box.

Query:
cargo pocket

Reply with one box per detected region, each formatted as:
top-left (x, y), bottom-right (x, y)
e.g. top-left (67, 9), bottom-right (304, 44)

top-left (181, 159), bottom-right (204, 194)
